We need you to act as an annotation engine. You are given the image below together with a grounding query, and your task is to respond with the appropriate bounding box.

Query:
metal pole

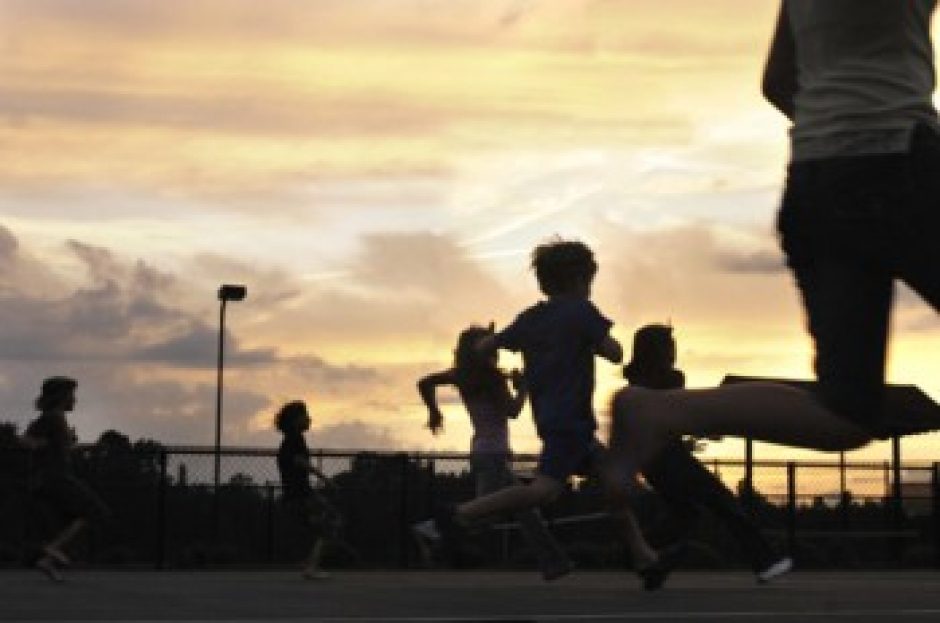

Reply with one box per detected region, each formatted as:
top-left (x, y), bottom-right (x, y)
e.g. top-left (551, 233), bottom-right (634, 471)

top-left (744, 438), bottom-right (754, 514)
top-left (932, 462), bottom-right (940, 569)
top-left (786, 461), bottom-right (797, 554)
top-left (213, 299), bottom-right (226, 541)
top-left (891, 435), bottom-right (903, 564)
top-left (892, 436), bottom-right (903, 529)
top-left (266, 484), bottom-right (275, 563)
top-left (839, 451), bottom-right (849, 530)
top-left (398, 453), bottom-right (409, 569)
top-left (155, 449), bottom-right (168, 570)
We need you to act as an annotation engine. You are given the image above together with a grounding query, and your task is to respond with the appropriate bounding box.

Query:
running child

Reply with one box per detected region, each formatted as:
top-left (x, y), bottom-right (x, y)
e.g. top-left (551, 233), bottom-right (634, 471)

top-left (417, 239), bottom-right (680, 590)
top-left (413, 324), bottom-right (572, 580)
top-left (21, 376), bottom-right (110, 582)
top-left (624, 324), bottom-right (792, 583)
top-left (275, 400), bottom-right (343, 580)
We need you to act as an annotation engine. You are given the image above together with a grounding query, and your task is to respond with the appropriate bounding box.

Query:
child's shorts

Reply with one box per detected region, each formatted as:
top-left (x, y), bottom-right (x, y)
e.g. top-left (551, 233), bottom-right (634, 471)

top-left (537, 434), bottom-right (606, 482)
top-left (35, 474), bottom-right (110, 524)
top-left (284, 492), bottom-right (342, 539)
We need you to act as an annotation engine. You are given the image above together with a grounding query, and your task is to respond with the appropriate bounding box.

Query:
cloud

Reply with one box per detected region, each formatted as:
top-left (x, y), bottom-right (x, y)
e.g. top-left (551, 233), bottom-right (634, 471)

top-left (595, 222), bottom-right (802, 334)
top-left (715, 249), bottom-right (785, 274)
top-left (0, 225), bottom-right (385, 443)
top-left (309, 420), bottom-right (405, 451)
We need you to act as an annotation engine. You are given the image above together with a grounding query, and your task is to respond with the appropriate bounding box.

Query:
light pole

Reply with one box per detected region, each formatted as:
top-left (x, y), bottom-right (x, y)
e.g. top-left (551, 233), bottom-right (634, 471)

top-left (214, 284), bottom-right (246, 539)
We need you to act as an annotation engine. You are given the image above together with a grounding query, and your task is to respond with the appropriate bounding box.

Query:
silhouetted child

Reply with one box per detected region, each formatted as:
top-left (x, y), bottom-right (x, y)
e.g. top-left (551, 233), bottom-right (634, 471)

top-left (417, 239), bottom-right (679, 590)
top-left (21, 376), bottom-right (110, 582)
top-left (413, 324), bottom-right (571, 580)
top-left (624, 324), bottom-right (791, 583)
top-left (275, 400), bottom-right (342, 580)
top-left (607, 0), bottom-right (940, 498)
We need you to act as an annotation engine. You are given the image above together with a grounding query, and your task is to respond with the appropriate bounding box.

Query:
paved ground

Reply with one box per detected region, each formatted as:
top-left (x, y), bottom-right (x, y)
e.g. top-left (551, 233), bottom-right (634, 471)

top-left (2, 570), bottom-right (940, 622)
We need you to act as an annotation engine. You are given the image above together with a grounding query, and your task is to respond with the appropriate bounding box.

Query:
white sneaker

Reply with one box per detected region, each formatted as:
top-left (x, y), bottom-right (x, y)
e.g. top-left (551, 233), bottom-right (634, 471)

top-left (757, 556), bottom-right (793, 584)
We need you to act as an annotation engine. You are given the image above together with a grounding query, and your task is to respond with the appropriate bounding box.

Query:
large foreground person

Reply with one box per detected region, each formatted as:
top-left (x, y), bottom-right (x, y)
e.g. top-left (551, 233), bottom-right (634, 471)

top-left (609, 0), bottom-right (940, 478)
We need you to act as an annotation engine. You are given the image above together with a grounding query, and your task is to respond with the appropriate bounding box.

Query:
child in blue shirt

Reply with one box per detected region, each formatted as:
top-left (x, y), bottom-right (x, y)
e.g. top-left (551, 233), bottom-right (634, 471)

top-left (422, 239), bottom-right (679, 589)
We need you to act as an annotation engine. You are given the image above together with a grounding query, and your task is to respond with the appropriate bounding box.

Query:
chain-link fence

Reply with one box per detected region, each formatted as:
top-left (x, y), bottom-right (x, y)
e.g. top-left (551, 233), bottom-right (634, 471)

top-left (2, 445), bottom-right (939, 570)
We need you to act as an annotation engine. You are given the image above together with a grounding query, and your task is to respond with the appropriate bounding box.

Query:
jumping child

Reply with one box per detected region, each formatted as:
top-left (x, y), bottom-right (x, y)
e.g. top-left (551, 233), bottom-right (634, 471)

top-left (607, 0), bottom-right (940, 494)
top-left (275, 400), bottom-right (342, 580)
top-left (413, 324), bottom-right (572, 580)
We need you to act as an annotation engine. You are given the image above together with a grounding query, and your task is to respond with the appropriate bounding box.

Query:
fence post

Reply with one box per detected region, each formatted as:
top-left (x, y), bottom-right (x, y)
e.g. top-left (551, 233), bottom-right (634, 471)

top-left (933, 463), bottom-right (940, 570)
top-left (398, 453), bottom-right (410, 569)
top-left (743, 438), bottom-right (754, 514)
top-left (891, 436), bottom-right (904, 565)
top-left (266, 484), bottom-right (275, 563)
top-left (786, 462), bottom-right (797, 554)
top-left (839, 452), bottom-right (849, 530)
top-left (426, 458), bottom-right (436, 516)
top-left (155, 449), bottom-right (167, 570)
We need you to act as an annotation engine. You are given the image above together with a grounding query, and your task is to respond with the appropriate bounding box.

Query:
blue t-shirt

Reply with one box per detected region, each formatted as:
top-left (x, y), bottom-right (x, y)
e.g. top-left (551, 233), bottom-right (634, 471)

top-left (495, 297), bottom-right (613, 438)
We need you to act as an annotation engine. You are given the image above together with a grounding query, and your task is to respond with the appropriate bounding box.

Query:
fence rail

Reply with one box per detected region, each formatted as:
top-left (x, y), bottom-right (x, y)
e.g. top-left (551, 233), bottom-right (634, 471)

top-left (2, 446), bottom-right (939, 570)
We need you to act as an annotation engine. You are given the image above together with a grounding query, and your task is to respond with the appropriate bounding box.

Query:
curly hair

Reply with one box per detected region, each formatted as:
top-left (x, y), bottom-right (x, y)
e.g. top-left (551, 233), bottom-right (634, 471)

top-left (531, 238), bottom-right (598, 296)
top-left (35, 376), bottom-right (77, 412)
top-left (274, 400), bottom-right (309, 433)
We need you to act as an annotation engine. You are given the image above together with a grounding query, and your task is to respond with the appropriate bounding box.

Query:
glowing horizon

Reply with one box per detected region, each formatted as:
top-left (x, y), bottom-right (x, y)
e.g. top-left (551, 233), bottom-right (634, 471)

top-left (1, 0), bottom-right (939, 465)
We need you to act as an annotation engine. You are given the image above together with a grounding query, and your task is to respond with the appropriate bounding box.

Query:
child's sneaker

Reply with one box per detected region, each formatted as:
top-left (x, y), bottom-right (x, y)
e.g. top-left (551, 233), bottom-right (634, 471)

top-left (433, 505), bottom-right (466, 567)
top-left (539, 555), bottom-right (574, 582)
top-left (757, 556), bottom-right (793, 584)
top-left (637, 542), bottom-right (686, 591)
top-left (302, 567), bottom-right (331, 581)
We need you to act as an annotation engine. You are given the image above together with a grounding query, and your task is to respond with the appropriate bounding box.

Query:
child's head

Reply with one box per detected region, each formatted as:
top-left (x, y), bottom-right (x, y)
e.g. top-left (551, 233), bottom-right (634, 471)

top-left (623, 324), bottom-right (676, 380)
top-left (36, 376), bottom-right (77, 413)
top-left (275, 400), bottom-right (310, 434)
top-left (454, 324), bottom-right (497, 373)
top-left (531, 238), bottom-right (598, 298)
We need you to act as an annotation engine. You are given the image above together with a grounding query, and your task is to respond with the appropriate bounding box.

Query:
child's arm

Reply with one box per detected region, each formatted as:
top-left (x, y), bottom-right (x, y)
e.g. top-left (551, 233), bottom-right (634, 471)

top-left (506, 369), bottom-right (528, 419)
top-left (762, 0), bottom-right (797, 120)
top-left (417, 370), bottom-right (456, 435)
top-left (308, 463), bottom-right (335, 489)
top-left (596, 334), bottom-right (624, 364)
top-left (292, 454), bottom-right (337, 490)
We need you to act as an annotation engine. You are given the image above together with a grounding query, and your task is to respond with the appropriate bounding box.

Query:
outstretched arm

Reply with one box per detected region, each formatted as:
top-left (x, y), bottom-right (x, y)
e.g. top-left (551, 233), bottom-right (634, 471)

top-left (308, 463), bottom-right (335, 489)
top-left (417, 370), bottom-right (456, 435)
top-left (596, 334), bottom-right (623, 364)
top-left (291, 455), bottom-right (337, 490)
top-left (762, 0), bottom-right (798, 120)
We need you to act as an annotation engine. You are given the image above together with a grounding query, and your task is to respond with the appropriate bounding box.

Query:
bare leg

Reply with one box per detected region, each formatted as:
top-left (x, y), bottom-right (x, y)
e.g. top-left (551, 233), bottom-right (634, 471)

top-left (609, 506), bottom-right (657, 568)
top-left (44, 518), bottom-right (86, 560)
top-left (457, 476), bottom-right (563, 525)
top-left (472, 456), bottom-right (570, 575)
top-left (458, 474), bottom-right (658, 569)
top-left (305, 538), bottom-right (325, 569)
top-left (609, 383), bottom-right (871, 482)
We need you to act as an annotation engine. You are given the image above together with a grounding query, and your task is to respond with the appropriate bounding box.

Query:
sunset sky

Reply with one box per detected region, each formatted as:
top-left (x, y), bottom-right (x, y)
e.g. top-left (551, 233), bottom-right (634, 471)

top-left (2, 0), bottom-right (940, 467)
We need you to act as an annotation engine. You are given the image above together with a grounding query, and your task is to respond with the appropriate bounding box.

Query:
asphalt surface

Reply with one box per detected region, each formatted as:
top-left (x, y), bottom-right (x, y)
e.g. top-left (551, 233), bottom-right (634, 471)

top-left (3, 570), bottom-right (940, 622)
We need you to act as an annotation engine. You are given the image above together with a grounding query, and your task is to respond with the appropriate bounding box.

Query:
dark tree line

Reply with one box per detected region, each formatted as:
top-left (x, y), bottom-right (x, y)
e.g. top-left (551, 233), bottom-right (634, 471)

top-left (1, 424), bottom-right (933, 569)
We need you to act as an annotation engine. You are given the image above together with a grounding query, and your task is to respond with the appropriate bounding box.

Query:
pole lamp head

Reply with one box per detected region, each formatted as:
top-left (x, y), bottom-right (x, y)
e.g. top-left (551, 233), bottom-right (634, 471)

top-left (218, 284), bottom-right (247, 302)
